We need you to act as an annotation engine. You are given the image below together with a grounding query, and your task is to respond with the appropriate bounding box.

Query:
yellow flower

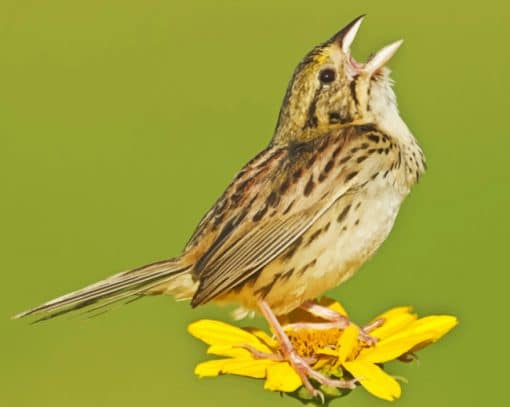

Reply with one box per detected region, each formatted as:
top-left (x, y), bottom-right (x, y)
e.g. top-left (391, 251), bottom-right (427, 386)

top-left (188, 319), bottom-right (302, 392)
top-left (188, 299), bottom-right (458, 401)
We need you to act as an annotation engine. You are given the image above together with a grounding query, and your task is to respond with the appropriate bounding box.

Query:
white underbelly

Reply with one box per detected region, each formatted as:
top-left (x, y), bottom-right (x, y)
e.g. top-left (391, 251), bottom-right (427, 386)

top-left (316, 187), bottom-right (403, 284)
top-left (253, 182), bottom-right (406, 314)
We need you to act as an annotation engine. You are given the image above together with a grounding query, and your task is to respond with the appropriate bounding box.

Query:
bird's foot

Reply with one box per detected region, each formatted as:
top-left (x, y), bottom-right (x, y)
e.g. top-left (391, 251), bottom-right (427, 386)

top-left (359, 318), bottom-right (384, 345)
top-left (257, 299), bottom-right (358, 402)
top-left (285, 348), bottom-right (357, 402)
top-left (241, 343), bottom-right (355, 401)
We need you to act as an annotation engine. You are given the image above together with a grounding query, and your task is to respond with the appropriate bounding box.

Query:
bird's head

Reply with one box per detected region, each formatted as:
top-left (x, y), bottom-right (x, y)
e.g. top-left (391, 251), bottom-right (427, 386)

top-left (273, 15), bottom-right (403, 144)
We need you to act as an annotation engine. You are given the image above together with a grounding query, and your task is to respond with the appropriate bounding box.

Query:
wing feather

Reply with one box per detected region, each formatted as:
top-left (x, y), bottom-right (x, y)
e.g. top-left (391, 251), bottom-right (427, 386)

top-left (192, 202), bottom-right (327, 305)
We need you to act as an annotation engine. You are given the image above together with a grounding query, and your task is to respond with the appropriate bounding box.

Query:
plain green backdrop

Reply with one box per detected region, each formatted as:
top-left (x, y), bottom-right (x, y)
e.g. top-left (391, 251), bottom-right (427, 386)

top-left (1, 1), bottom-right (508, 406)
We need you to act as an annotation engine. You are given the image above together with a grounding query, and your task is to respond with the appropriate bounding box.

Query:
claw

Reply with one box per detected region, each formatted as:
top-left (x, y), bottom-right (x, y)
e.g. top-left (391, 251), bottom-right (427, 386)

top-left (315, 389), bottom-right (325, 404)
top-left (288, 349), bottom-right (353, 402)
top-left (358, 328), bottom-right (379, 346)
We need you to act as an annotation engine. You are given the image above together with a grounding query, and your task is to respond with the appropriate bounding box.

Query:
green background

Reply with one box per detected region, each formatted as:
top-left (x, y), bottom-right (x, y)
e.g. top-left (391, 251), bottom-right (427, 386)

top-left (1, 1), bottom-right (508, 406)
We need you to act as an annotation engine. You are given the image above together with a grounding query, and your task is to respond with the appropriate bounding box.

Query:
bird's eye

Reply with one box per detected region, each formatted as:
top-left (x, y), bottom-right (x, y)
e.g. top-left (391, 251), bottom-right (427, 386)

top-left (319, 68), bottom-right (336, 84)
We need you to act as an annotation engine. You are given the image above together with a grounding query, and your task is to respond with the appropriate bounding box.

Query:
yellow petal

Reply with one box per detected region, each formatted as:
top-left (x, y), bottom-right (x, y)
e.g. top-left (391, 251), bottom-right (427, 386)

top-left (359, 315), bottom-right (458, 363)
top-left (371, 306), bottom-right (414, 322)
top-left (264, 362), bottom-right (302, 392)
top-left (313, 356), bottom-right (333, 370)
top-left (343, 360), bottom-right (401, 401)
top-left (188, 320), bottom-right (271, 353)
top-left (378, 315), bottom-right (458, 345)
top-left (245, 327), bottom-right (278, 349)
top-left (316, 348), bottom-right (338, 357)
top-left (369, 307), bottom-right (417, 339)
top-left (336, 324), bottom-right (359, 364)
top-left (195, 357), bottom-right (276, 379)
top-left (359, 332), bottom-right (437, 363)
top-left (207, 344), bottom-right (252, 358)
top-left (401, 315), bottom-right (458, 341)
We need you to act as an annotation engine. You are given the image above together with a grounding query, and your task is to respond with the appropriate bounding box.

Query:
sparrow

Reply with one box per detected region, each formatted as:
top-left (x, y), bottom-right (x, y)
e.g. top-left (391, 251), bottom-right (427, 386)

top-left (14, 15), bottom-right (426, 398)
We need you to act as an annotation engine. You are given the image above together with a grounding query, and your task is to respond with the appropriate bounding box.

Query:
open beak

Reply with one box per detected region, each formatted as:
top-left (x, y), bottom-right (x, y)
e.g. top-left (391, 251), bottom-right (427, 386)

top-left (336, 15), bottom-right (366, 54)
top-left (334, 15), bottom-right (403, 76)
top-left (364, 39), bottom-right (403, 75)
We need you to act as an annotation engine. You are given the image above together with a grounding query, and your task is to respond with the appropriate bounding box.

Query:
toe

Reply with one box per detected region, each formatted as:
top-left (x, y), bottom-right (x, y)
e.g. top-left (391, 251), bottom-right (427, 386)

top-left (313, 389), bottom-right (325, 404)
top-left (358, 329), bottom-right (379, 346)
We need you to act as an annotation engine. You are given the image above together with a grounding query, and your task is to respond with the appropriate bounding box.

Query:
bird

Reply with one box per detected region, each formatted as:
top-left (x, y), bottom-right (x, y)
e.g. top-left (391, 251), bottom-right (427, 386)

top-left (13, 16), bottom-right (426, 398)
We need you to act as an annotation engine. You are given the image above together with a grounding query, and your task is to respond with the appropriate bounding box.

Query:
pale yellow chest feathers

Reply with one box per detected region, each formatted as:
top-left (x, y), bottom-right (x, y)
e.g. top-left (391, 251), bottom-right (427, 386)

top-left (225, 177), bottom-right (406, 316)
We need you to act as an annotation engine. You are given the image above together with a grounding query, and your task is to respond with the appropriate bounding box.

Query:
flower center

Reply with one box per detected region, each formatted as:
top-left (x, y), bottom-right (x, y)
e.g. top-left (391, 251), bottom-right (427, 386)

top-left (287, 328), bottom-right (342, 358)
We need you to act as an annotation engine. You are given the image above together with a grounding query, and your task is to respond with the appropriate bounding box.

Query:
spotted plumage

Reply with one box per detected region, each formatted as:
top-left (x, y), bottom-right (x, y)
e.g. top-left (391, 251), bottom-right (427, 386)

top-left (14, 16), bottom-right (426, 329)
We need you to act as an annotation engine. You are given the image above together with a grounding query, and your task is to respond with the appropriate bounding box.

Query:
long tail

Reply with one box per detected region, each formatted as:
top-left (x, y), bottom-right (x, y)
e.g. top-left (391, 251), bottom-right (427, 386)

top-left (12, 258), bottom-right (194, 322)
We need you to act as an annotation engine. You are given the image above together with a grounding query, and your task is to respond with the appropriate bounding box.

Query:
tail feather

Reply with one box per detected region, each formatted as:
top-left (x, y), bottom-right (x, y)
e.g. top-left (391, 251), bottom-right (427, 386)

top-left (12, 258), bottom-right (192, 322)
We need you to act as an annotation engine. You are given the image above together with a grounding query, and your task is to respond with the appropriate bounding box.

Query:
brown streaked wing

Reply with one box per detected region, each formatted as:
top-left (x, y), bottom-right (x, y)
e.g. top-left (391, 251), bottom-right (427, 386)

top-left (191, 197), bottom-right (336, 306)
top-left (184, 147), bottom-right (286, 251)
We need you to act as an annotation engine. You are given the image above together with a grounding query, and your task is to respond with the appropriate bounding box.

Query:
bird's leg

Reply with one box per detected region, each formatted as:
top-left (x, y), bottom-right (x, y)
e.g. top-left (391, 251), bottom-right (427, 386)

top-left (300, 301), bottom-right (351, 327)
top-left (236, 344), bottom-right (284, 361)
top-left (258, 300), bottom-right (357, 402)
top-left (362, 318), bottom-right (385, 333)
top-left (238, 344), bottom-right (317, 365)
top-left (283, 300), bottom-right (382, 346)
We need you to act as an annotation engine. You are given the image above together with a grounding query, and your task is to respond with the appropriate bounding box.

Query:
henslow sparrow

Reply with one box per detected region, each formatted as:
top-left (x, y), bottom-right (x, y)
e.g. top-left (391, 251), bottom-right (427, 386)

top-left (14, 15), bottom-right (426, 399)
